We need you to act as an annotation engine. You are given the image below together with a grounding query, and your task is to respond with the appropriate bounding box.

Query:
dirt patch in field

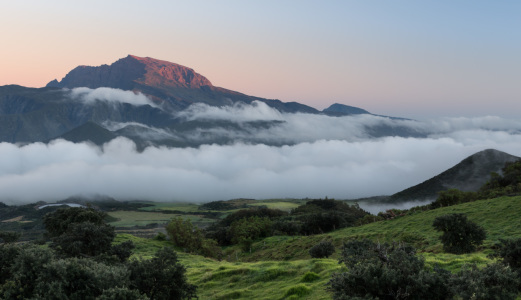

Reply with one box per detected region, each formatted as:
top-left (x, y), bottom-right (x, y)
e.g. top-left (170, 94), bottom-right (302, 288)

top-left (2, 216), bottom-right (24, 222)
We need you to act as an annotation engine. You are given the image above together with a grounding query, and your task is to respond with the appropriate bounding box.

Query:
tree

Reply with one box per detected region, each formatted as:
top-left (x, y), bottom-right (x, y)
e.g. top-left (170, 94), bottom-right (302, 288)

top-left (492, 238), bottom-right (521, 272)
top-left (450, 263), bottom-right (520, 300)
top-left (42, 206), bottom-right (135, 260)
top-left (228, 216), bottom-right (272, 245)
top-left (0, 231), bottom-right (21, 244)
top-left (309, 240), bottom-right (335, 258)
top-left (128, 247), bottom-right (196, 300)
top-left (165, 217), bottom-right (222, 258)
top-left (33, 257), bottom-right (131, 299)
top-left (431, 189), bottom-right (477, 208)
top-left (0, 245), bottom-right (55, 299)
top-left (43, 206), bottom-right (107, 238)
top-left (328, 239), bottom-right (451, 300)
top-left (432, 214), bottom-right (486, 254)
top-left (166, 217), bottom-right (203, 251)
top-left (51, 221), bottom-right (115, 257)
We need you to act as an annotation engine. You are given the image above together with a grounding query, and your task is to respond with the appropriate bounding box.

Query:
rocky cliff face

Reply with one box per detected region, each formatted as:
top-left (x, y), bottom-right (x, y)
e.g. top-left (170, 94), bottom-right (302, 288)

top-left (130, 55), bottom-right (212, 88)
top-left (47, 55), bottom-right (212, 90)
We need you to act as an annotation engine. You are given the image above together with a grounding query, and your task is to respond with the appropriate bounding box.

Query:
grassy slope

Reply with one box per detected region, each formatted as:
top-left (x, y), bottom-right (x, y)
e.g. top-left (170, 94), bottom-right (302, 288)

top-left (240, 196), bottom-right (521, 264)
top-left (116, 234), bottom-right (340, 300)
top-left (117, 195), bottom-right (521, 299)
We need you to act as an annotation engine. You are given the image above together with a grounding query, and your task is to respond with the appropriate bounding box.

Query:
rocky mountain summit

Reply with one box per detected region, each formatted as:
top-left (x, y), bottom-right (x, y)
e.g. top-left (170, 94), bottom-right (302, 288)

top-left (47, 55), bottom-right (213, 91)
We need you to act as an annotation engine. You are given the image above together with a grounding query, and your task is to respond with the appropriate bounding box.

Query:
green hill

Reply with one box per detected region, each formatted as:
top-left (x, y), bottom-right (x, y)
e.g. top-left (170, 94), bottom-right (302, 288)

top-left (118, 195), bottom-right (521, 299)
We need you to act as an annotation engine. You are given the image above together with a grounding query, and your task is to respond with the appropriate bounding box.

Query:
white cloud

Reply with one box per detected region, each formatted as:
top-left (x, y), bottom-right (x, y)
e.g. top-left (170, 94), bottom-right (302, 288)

top-left (69, 87), bottom-right (159, 107)
top-left (0, 130), bottom-right (520, 205)
top-left (2, 101), bottom-right (521, 205)
top-left (176, 100), bottom-right (283, 122)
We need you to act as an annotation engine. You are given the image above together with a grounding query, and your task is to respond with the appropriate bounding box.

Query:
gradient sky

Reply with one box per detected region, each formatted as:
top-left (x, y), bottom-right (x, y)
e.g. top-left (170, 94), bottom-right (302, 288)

top-left (1, 1), bottom-right (519, 119)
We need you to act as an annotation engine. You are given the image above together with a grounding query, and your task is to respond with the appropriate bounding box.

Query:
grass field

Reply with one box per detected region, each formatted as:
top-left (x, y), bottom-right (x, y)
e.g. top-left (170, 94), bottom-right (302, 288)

top-left (137, 202), bottom-right (202, 212)
top-left (248, 201), bottom-right (302, 211)
top-left (117, 234), bottom-right (340, 299)
top-left (114, 195), bottom-right (521, 299)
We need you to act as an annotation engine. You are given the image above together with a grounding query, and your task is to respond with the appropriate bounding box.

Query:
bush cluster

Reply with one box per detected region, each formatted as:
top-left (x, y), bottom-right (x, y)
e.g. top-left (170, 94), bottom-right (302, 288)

top-left (205, 200), bottom-right (369, 248)
top-left (165, 217), bottom-right (222, 259)
top-left (0, 207), bottom-right (197, 300)
top-left (329, 239), bottom-right (521, 300)
top-left (432, 213), bottom-right (486, 254)
top-left (309, 240), bottom-right (335, 258)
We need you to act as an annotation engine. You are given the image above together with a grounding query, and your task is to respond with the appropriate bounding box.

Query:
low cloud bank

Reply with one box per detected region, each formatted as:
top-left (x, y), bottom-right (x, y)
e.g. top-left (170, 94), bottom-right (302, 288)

top-left (177, 101), bottom-right (283, 122)
top-left (1, 130), bottom-right (520, 204)
top-left (2, 98), bottom-right (521, 205)
top-left (70, 87), bottom-right (158, 107)
top-left (171, 101), bottom-right (521, 144)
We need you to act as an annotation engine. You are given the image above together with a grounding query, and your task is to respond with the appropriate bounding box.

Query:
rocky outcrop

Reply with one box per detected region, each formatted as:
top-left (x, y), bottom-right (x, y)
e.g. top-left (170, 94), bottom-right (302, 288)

top-left (47, 55), bottom-right (212, 90)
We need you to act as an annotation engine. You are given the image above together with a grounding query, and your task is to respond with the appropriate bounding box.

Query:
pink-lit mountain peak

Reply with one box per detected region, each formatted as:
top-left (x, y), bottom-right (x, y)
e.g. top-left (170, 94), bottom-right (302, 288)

top-left (47, 55), bottom-right (213, 90)
top-left (127, 55), bottom-right (212, 88)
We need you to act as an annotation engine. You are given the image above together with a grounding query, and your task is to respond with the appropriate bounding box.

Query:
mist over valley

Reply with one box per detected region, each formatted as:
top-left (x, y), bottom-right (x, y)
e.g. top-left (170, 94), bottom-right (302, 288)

top-left (1, 56), bottom-right (520, 206)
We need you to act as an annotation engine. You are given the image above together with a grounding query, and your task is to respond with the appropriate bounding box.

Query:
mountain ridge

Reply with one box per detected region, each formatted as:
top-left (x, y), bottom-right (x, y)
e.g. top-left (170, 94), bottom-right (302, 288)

top-left (388, 148), bottom-right (520, 203)
top-left (0, 55), bottom-right (420, 145)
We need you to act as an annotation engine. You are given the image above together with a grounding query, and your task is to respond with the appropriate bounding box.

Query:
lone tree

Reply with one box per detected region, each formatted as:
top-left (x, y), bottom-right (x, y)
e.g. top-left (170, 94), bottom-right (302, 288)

top-left (432, 213), bottom-right (486, 254)
top-left (43, 207), bottom-right (133, 260)
top-left (309, 240), bottom-right (335, 258)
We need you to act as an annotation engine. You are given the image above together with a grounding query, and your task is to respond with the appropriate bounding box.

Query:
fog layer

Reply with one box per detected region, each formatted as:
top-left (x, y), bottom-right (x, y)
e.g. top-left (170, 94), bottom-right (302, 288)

top-left (1, 125), bottom-right (520, 204)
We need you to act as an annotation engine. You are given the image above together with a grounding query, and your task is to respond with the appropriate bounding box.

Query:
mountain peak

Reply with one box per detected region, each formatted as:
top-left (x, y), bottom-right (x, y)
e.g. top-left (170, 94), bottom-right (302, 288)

top-left (389, 148), bottom-right (520, 203)
top-left (323, 103), bottom-right (371, 115)
top-left (46, 55), bottom-right (212, 90)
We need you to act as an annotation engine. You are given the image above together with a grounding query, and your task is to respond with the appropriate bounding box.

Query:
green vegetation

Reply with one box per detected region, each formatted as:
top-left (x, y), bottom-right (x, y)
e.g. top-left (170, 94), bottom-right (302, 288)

top-left (309, 240), bottom-right (335, 258)
top-left (433, 213), bottom-right (486, 254)
top-left (107, 210), bottom-right (186, 227)
top-left (0, 207), bottom-right (196, 299)
top-left (330, 240), bottom-right (452, 300)
top-left (165, 217), bottom-right (222, 259)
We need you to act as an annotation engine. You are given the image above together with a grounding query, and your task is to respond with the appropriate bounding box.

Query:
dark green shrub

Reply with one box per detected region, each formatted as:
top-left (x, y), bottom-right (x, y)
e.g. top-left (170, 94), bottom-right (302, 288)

top-left (165, 217), bottom-right (222, 258)
top-left (431, 189), bottom-right (477, 208)
top-left (450, 263), bottom-right (520, 300)
top-left (154, 232), bottom-right (167, 241)
top-left (329, 240), bottom-right (451, 300)
top-left (33, 257), bottom-right (129, 299)
top-left (43, 207), bottom-right (107, 238)
top-left (97, 287), bottom-right (149, 300)
top-left (108, 240), bottom-right (135, 262)
top-left (491, 238), bottom-right (521, 272)
top-left (479, 160), bottom-right (521, 198)
top-left (0, 244), bottom-right (21, 284)
top-left (0, 245), bottom-right (55, 299)
top-left (43, 207), bottom-right (120, 259)
top-left (309, 240), bottom-right (335, 258)
top-left (432, 213), bottom-right (486, 254)
top-left (301, 272), bottom-right (320, 282)
top-left (0, 231), bottom-right (21, 244)
top-left (228, 216), bottom-right (272, 245)
top-left (51, 221), bottom-right (116, 257)
top-left (128, 247), bottom-right (197, 300)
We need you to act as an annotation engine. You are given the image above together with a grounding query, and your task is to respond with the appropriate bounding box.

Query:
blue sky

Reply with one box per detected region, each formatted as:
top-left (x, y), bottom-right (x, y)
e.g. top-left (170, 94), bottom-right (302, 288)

top-left (0, 0), bottom-right (519, 118)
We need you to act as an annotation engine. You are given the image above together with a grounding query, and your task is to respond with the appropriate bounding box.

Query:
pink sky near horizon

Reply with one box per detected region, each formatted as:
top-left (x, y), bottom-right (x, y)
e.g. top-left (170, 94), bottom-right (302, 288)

top-left (1, 1), bottom-right (520, 119)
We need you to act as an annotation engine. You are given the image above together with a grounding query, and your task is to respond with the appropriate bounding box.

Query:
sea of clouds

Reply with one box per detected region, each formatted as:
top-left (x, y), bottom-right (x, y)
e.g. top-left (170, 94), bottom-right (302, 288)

top-left (1, 90), bottom-right (521, 208)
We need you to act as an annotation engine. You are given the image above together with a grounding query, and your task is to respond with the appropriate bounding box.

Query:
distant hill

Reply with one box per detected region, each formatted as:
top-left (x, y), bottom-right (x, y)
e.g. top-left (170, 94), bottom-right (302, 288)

top-left (322, 103), bottom-right (371, 116)
top-left (388, 149), bottom-right (520, 203)
top-left (57, 121), bottom-right (116, 145)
